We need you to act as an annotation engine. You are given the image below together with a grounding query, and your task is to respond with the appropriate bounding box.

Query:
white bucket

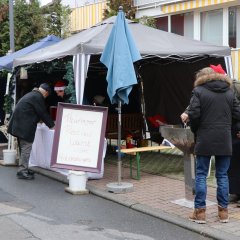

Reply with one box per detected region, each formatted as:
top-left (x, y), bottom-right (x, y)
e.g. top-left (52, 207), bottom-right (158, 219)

top-left (3, 149), bottom-right (16, 164)
top-left (0, 143), bottom-right (8, 159)
top-left (68, 171), bottom-right (87, 191)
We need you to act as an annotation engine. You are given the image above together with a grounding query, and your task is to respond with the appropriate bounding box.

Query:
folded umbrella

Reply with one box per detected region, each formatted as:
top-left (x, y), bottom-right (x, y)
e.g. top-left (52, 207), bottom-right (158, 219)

top-left (100, 9), bottom-right (141, 104)
top-left (100, 7), bottom-right (141, 190)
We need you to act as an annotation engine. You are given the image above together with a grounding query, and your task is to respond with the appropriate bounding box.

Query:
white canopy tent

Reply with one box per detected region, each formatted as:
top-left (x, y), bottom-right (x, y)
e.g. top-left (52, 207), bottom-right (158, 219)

top-left (13, 16), bottom-right (232, 105)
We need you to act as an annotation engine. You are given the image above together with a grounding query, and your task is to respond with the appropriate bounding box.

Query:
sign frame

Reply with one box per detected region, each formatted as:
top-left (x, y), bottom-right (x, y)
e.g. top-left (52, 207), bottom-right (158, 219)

top-left (51, 103), bottom-right (108, 173)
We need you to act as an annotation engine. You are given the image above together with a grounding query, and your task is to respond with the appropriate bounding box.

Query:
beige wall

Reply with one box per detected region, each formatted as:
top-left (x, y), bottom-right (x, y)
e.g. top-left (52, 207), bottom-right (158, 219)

top-left (70, 1), bottom-right (107, 32)
top-left (231, 49), bottom-right (240, 80)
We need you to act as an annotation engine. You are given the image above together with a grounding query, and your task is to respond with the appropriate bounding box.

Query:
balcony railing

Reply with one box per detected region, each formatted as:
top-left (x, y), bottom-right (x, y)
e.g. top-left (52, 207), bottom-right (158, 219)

top-left (133, 0), bottom-right (160, 6)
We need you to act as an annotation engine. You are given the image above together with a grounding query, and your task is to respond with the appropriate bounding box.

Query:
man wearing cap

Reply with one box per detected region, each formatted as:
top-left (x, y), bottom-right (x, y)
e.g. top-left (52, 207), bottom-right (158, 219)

top-left (8, 83), bottom-right (55, 180)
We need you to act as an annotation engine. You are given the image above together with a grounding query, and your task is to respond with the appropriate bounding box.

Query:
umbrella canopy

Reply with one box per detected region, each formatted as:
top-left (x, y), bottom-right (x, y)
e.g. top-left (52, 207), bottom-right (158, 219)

top-left (13, 17), bottom-right (230, 68)
top-left (100, 10), bottom-right (142, 104)
top-left (0, 35), bottom-right (61, 71)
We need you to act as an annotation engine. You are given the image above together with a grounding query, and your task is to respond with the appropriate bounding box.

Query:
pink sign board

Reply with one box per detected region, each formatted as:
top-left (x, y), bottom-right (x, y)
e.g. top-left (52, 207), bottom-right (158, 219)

top-left (51, 103), bottom-right (108, 173)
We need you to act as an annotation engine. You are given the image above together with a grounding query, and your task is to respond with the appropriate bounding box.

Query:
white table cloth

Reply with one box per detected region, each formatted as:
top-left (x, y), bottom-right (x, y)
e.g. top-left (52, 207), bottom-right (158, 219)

top-left (29, 123), bottom-right (105, 179)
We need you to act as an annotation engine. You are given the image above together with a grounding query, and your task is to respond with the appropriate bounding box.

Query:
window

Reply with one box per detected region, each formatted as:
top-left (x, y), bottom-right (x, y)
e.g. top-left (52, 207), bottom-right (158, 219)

top-left (171, 14), bottom-right (184, 35)
top-left (201, 9), bottom-right (223, 45)
top-left (184, 12), bottom-right (193, 38)
top-left (156, 13), bottom-right (193, 38)
top-left (171, 13), bottom-right (193, 37)
top-left (156, 16), bottom-right (168, 32)
top-left (229, 7), bottom-right (236, 48)
top-left (229, 6), bottom-right (240, 48)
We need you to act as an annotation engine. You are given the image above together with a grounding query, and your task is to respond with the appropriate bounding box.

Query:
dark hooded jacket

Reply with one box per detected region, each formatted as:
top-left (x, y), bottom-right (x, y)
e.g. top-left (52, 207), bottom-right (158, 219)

top-left (188, 73), bottom-right (240, 156)
top-left (8, 89), bottom-right (55, 142)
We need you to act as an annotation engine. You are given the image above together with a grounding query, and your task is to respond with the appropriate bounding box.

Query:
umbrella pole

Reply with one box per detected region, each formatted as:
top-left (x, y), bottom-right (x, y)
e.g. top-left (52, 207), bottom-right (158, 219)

top-left (106, 99), bottom-right (133, 193)
top-left (117, 99), bottom-right (122, 185)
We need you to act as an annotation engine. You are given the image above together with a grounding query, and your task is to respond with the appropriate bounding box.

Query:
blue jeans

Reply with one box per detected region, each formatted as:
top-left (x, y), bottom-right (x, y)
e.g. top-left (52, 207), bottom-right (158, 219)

top-left (195, 155), bottom-right (230, 209)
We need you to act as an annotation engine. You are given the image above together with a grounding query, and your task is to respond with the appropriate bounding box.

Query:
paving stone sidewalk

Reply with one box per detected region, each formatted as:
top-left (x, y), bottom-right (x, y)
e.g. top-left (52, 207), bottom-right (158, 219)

top-left (86, 162), bottom-right (240, 240)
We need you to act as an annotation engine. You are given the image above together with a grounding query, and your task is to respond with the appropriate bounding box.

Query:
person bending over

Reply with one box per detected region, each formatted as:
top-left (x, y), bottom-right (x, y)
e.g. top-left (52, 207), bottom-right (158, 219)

top-left (8, 83), bottom-right (55, 180)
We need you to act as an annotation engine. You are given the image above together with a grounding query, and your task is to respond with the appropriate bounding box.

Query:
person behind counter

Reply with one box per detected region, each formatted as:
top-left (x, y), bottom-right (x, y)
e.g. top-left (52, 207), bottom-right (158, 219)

top-left (53, 80), bottom-right (70, 103)
top-left (92, 95), bottom-right (106, 106)
top-left (8, 83), bottom-right (55, 180)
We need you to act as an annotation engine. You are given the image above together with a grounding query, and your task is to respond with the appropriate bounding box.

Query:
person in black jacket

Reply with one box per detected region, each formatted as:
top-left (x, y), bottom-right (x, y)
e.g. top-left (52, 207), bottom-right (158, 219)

top-left (181, 78), bottom-right (240, 205)
top-left (228, 79), bottom-right (240, 203)
top-left (8, 83), bottom-right (55, 180)
top-left (187, 65), bottom-right (240, 224)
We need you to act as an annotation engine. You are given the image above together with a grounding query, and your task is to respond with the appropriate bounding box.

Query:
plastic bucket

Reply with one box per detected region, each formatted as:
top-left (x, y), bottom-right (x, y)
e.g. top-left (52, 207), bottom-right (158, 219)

top-left (68, 171), bottom-right (87, 191)
top-left (3, 149), bottom-right (16, 164)
top-left (0, 143), bottom-right (8, 159)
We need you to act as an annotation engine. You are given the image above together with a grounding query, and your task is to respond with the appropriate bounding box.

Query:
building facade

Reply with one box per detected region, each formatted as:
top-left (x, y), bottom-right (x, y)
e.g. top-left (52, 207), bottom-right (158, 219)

top-left (134, 0), bottom-right (240, 79)
top-left (69, 0), bottom-right (107, 33)
top-left (67, 0), bottom-right (239, 78)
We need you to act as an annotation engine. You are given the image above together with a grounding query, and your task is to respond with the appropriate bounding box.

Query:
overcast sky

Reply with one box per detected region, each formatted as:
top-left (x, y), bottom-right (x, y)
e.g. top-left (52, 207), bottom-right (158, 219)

top-left (39, 0), bottom-right (52, 6)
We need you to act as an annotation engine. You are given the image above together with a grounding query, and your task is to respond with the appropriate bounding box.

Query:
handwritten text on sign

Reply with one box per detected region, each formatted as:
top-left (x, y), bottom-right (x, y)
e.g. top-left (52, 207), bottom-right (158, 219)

top-left (56, 108), bottom-right (103, 168)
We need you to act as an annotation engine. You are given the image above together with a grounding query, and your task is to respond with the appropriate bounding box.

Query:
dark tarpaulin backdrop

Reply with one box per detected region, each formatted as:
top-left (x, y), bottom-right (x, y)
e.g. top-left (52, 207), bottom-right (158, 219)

top-left (139, 56), bottom-right (226, 125)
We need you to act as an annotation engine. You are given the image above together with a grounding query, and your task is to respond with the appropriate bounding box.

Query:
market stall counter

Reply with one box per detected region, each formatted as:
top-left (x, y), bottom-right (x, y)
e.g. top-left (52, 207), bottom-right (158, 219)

top-left (29, 123), bottom-right (105, 179)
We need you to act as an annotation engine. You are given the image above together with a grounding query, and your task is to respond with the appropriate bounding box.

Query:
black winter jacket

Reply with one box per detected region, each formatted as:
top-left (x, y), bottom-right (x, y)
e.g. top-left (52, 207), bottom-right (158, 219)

top-left (8, 89), bottom-right (55, 142)
top-left (188, 73), bottom-right (240, 156)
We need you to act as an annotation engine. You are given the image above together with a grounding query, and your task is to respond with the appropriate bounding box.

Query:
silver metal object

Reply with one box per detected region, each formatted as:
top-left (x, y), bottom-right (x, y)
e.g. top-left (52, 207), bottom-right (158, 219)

top-left (160, 125), bottom-right (195, 201)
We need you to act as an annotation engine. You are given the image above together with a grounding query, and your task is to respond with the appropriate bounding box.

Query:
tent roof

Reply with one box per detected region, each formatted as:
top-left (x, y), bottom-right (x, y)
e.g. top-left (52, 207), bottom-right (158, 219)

top-left (0, 35), bottom-right (61, 71)
top-left (13, 16), bottom-right (230, 68)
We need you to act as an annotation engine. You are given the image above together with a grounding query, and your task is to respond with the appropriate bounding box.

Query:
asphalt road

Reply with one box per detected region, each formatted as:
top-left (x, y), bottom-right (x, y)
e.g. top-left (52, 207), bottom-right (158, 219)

top-left (0, 166), bottom-right (211, 240)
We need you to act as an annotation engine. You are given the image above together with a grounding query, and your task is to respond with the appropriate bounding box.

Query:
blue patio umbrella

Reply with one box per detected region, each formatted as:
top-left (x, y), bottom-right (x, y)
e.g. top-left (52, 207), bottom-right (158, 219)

top-left (100, 9), bottom-right (141, 104)
top-left (100, 7), bottom-right (142, 188)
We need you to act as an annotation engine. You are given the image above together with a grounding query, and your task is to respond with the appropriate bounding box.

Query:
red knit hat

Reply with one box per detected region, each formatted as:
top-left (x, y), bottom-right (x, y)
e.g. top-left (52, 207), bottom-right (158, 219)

top-left (209, 64), bottom-right (226, 75)
top-left (54, 80), bottom-right (66, 91)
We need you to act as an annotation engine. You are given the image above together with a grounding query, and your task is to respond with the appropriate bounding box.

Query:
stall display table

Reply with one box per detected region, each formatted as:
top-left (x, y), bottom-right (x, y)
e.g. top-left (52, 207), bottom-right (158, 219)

top-left (29, 123), bottom-right (105, 179)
